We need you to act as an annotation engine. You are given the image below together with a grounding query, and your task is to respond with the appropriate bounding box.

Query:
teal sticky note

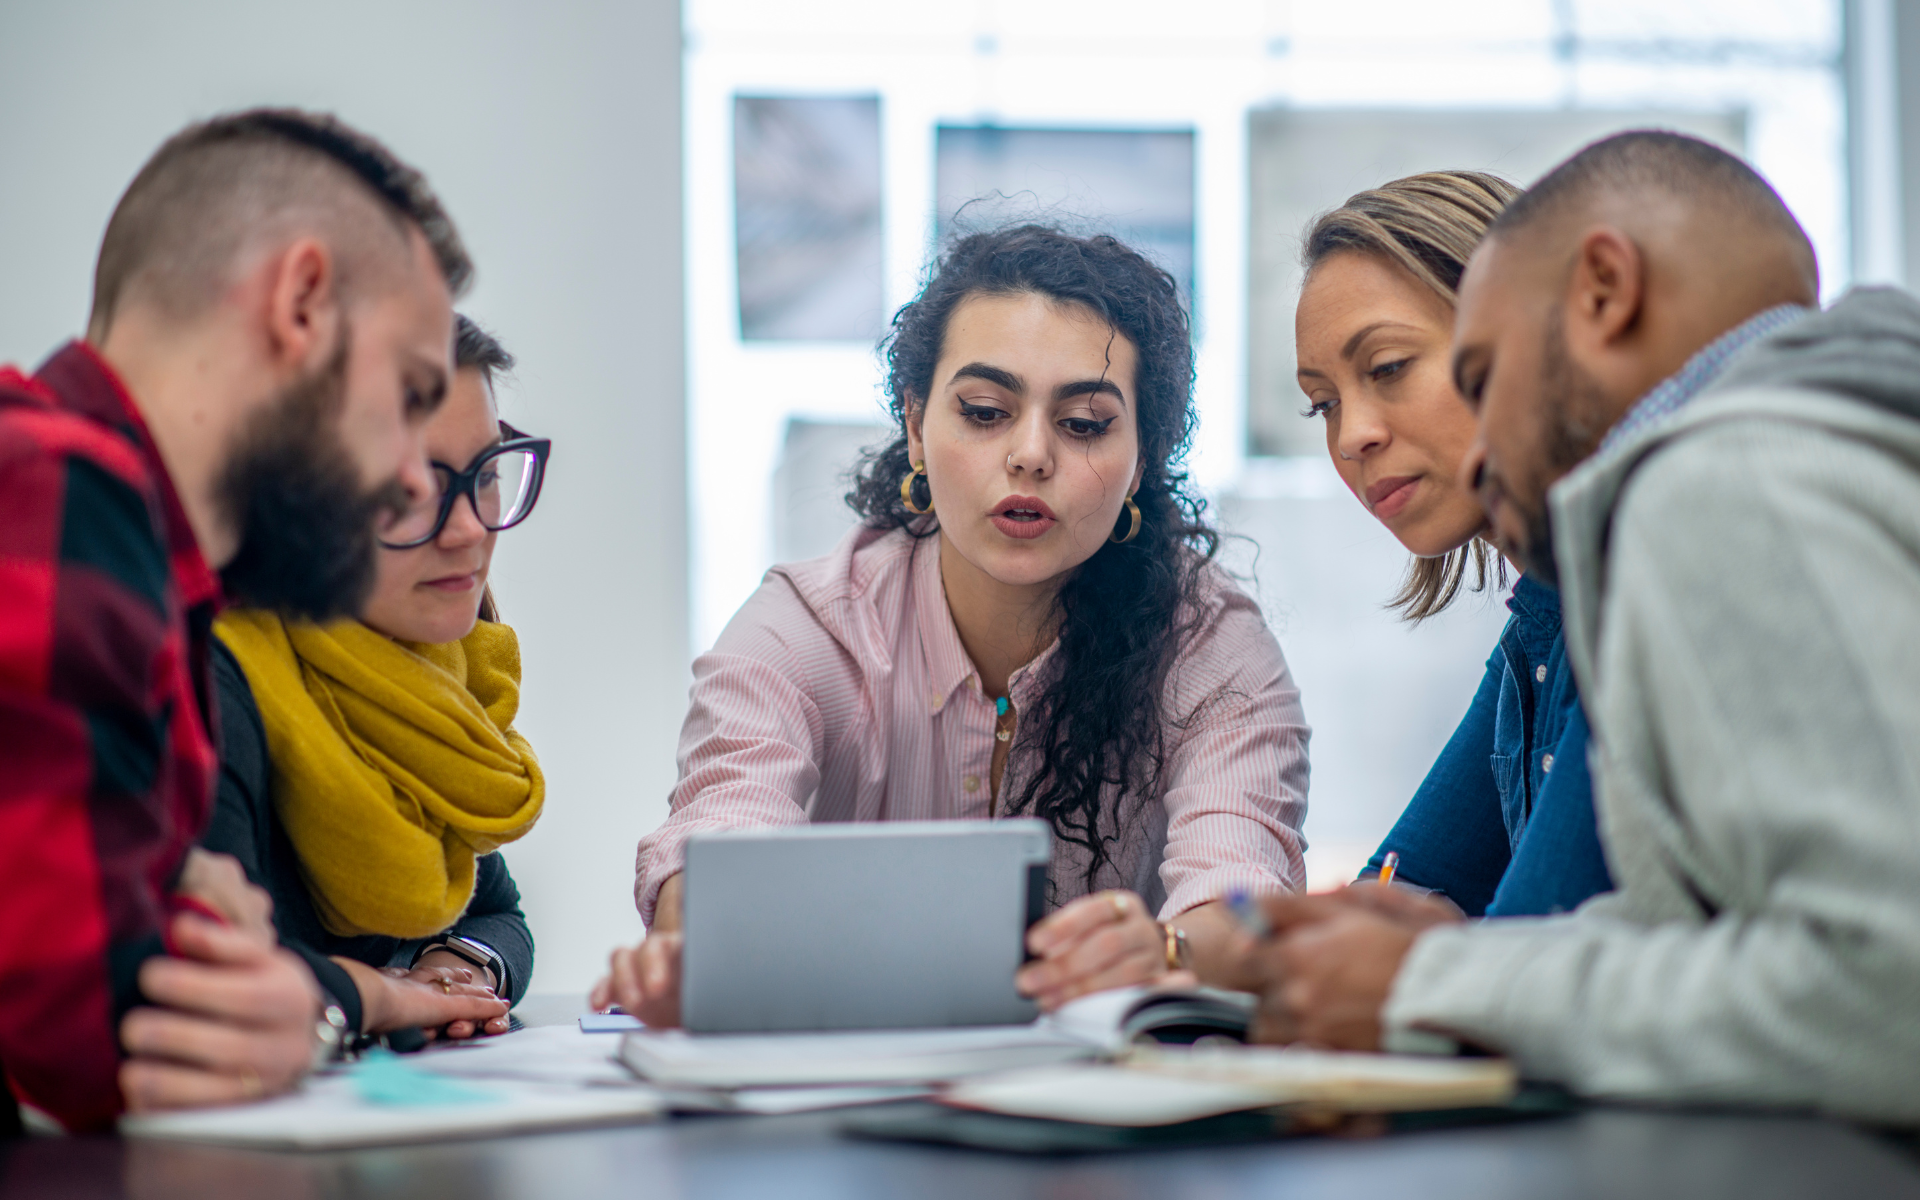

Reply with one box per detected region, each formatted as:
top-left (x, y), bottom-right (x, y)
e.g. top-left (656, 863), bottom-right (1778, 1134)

top-left (350, 1049), bottom-right (500, 1107)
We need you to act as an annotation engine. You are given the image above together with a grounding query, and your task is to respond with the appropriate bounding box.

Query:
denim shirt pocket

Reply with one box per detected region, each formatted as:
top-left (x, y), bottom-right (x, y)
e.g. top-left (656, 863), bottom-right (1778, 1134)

top-left (1489, 752), bottom-right (1526, 850)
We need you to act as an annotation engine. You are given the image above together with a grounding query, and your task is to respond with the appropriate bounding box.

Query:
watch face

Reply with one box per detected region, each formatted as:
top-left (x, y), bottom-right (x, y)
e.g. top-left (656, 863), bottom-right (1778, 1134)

top-left (440, 936), bottom-right (502, 984)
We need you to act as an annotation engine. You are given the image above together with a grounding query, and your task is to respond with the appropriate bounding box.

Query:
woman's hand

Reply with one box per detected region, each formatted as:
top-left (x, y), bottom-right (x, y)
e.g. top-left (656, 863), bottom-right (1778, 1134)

top-left (331, 957), bottom-right (509, 1037)
top-left (408, 951), bottom-right (509, 1039)
top-left (589, 933), bottom-right (683, 1028)
top-left (588, 873), bottom-right (684, 1027)
top-left (1016, 890), bottom-right (1187, 1012)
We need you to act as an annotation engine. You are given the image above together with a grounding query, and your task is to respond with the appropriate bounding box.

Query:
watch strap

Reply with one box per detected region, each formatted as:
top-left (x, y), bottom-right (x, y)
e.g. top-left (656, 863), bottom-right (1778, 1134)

top-left (417, 936), bottom-right (506, 995)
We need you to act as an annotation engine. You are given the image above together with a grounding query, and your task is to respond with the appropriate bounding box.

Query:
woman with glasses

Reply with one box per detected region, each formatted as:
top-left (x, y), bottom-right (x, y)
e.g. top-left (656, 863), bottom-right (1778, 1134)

top-left (201, 316), bottom-right (552, 1044)
top-left (595, 225), bottom-right (1309, 1026)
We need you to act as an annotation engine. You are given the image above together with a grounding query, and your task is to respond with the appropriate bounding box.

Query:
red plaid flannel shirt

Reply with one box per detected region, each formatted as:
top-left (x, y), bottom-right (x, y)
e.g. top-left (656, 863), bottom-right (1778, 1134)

top-left (0, 342), bottom-right (221, 1131)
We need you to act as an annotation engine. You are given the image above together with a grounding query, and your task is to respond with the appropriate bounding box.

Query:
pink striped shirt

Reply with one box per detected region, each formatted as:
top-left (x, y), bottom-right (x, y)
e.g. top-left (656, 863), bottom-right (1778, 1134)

top-left (635, 524), bottom-right (1310, 924)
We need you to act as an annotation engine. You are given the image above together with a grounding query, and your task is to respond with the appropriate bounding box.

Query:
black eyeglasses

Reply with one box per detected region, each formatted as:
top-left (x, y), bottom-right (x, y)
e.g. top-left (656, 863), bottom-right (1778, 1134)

top-left (377, 421), bottom-right (552, 550)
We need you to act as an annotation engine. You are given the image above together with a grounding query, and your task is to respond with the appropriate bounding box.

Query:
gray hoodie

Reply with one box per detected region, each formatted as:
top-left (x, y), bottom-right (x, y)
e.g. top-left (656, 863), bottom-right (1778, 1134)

top-left (1383, 288), bottom-right (1920, 1122)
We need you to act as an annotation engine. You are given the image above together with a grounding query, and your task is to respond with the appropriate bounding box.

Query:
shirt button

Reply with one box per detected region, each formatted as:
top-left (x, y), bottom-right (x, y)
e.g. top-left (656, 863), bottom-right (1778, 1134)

top-left (1542, 753), bottom-right (1555, 773)
top-left (963, 775), bottom-right (981, 793)
top-left (1535, 665), bottom-right (1548, 683)
top-left (929, 692), bottom-right (943, 710)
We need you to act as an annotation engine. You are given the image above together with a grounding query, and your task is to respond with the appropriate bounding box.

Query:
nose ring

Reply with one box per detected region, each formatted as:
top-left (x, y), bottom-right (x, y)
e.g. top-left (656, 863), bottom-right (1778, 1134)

top-left (1007, 454), bottom-right (1016, 472)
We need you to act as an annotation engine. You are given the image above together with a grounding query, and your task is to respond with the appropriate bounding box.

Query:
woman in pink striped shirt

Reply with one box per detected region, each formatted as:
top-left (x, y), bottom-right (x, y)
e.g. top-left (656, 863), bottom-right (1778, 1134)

top-left (595, 226), bottom-right (1309, 1025)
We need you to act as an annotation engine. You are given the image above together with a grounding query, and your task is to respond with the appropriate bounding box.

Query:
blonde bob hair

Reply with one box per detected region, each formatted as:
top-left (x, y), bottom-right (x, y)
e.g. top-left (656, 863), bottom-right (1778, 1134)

top-left (1300, 170), bottom-right (1521, 621)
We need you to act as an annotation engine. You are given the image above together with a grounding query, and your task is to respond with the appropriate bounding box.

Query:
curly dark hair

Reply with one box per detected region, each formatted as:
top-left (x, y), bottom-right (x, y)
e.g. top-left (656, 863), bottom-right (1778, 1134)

top-left (847, 224), bottom-right (1220, 889)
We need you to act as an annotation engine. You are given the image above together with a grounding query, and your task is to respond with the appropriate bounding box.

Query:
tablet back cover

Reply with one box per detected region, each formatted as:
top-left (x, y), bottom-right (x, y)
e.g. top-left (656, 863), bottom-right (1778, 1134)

top-left (682, 820), bottom-right (1049, 1032)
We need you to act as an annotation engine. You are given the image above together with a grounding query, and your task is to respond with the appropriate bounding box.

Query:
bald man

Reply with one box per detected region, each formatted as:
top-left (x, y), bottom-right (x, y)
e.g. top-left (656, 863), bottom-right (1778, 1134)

top-left (1244, 131), bottom-right (1920, 1122)
top-left (0, 109), bottom-right (506, 1132)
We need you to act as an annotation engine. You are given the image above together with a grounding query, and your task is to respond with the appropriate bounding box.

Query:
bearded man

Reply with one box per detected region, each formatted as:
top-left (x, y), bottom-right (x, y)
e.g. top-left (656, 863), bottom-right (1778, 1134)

top-left (1245, 130), bottom-right (1920, 1123)
top-left (0, 108), bottom-right (504, 1131)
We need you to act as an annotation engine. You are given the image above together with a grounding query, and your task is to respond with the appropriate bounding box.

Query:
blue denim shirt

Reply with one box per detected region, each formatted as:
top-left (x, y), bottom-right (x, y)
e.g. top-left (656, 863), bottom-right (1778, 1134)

top-left (1362, 575), bottom-right (1614, 916)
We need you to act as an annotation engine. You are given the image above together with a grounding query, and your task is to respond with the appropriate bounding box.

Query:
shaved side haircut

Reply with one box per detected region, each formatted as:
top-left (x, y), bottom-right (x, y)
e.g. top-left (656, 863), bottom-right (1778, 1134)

top-left (89, 108), bottom-right (473, 338)
top-left (1489, 130), bottom-right (1811, 258)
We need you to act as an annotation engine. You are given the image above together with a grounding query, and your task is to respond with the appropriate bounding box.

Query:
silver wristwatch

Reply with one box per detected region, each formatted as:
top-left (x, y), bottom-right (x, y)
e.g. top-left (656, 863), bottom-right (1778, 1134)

top-left (416, 934), bottom-right (507, 995)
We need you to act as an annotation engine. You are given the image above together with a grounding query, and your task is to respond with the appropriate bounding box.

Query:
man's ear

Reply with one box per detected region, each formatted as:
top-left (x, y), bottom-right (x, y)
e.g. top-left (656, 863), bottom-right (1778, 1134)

top-left (1566, 226), bottom-right (1643, 351)
top-left (261, 236), bottom-right (342, 374)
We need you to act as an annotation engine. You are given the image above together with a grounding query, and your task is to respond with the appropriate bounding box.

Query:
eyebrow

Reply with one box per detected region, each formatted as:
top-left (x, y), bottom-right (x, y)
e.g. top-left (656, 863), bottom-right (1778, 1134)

top-left (948, 362), bottom-right (1127, 405)
top-left (949, 363), bottom-right (1023, 393)
top-left (1056, 378), bottom-right (1125, 405)
top-left (1340, 320), bottom-right (1421, 360)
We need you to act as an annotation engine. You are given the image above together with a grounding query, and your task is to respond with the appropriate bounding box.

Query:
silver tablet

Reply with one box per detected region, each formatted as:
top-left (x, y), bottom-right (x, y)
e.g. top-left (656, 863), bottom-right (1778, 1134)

top-left (680, 820), bottom-right (1051, 1033)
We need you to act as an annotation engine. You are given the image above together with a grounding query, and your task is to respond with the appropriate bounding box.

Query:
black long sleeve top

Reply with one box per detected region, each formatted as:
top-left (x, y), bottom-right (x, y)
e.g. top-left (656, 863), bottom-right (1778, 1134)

top-left (200, 638), bottom-right (535, 1032)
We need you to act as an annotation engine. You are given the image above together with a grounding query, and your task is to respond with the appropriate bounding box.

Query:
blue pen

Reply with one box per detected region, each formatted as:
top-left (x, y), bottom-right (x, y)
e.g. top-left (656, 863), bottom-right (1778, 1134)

top-left (1226, 887), bottom-right (1271, 939)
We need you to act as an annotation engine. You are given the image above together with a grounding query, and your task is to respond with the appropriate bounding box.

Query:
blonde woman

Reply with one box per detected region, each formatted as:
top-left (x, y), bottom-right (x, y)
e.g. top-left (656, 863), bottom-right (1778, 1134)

top-left (1293, 173), bottom-right (1610, 916)
top-left (203, 316), bottom-right (549, 1042)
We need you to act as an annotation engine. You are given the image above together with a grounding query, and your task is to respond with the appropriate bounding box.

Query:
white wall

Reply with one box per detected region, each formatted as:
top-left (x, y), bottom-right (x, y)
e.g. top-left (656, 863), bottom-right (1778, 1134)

top-left (0, 0), bottom-right (687, 994)
top-left (684, 0), bottom-right (1848, 651)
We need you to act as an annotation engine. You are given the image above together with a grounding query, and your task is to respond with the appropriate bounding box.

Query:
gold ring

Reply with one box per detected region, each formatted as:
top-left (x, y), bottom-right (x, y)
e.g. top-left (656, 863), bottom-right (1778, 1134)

top-left (1110, 893), bottom-right (1130, 921)
top-left (238, 1066), bottom-right (263, 1100)
top-left (1159, 922), bottom-right (1189, 972)
top-left (437, 978), bottom-right (452, 994)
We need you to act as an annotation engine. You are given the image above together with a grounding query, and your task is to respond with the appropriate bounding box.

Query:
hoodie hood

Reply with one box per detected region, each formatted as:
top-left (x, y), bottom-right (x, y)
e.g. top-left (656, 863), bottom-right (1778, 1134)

top-left (1549, 285), bottom-right (1920, 714)
top-left (1709, 286), bottom-right (1920, 419)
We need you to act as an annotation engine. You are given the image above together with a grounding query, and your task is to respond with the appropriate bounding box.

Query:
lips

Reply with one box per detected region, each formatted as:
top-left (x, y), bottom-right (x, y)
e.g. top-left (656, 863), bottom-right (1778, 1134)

top-left (990, 494), bottom-right (1058, 540)
top-left (421, 571), bottom-right (480, 593)
top-left (1365, 475), bottom-right (1420, 520)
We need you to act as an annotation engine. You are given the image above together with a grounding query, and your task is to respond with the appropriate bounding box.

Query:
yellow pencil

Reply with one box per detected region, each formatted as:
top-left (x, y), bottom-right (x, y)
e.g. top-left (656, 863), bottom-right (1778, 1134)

top-left (1378, 851), bottom-right (1399, 887)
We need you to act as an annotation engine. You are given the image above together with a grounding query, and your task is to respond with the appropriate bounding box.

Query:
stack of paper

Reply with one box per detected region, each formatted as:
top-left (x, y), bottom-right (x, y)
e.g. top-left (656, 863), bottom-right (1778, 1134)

top-left (620, 1023), bottom-right (1098, 1089)
top-left (121, 1028), bottom-right (663, 1149)
top-left (660, 1084), bottom-right (936, 1114)
top-left (614, 986), bottom-right (1200, 1092)
top-left (409, 1024), bottom-right (638, 1087)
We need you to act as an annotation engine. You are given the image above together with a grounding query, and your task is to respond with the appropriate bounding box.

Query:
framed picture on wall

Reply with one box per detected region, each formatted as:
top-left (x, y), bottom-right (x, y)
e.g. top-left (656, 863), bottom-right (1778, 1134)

top-left (734, 95), bottom-right (886, 341)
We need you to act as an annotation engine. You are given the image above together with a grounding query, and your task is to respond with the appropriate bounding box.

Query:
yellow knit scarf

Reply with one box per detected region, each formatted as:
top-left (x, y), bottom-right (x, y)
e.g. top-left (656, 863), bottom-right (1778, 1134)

top-left (215, 610), bottom-right (545, 939)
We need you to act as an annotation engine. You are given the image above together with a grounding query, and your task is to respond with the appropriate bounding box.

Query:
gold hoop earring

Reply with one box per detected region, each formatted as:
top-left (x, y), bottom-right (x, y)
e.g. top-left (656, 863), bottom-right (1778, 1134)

top-left (900, 461), bottom-right (934, 515)
top-left (1111, 494), bottom-right (1141, 544)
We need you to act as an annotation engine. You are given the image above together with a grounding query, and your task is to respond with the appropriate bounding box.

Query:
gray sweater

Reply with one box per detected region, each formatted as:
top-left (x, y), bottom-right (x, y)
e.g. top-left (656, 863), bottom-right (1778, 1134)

top-left (1383, 289), bottom-right (1920, 1122)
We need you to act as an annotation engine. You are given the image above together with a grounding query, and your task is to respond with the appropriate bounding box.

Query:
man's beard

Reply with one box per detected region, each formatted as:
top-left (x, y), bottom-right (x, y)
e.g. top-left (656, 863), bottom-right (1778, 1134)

top-left (215, 333), bottom-right (406, 620)
top-left (1507, 311), bottom-right (1614, 587)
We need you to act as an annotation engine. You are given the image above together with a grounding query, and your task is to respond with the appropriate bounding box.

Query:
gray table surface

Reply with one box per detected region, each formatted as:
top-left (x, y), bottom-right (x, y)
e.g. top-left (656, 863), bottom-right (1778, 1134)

top-left (6, 996), bottom-right (1918, 1200)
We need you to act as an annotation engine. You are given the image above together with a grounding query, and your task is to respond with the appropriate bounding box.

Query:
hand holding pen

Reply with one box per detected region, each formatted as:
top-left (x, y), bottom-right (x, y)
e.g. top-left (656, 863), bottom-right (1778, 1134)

top-left (1225, 859), bottom-right (1466, 1050)
top-left (1224, 851), bottom-right (1431, 943)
